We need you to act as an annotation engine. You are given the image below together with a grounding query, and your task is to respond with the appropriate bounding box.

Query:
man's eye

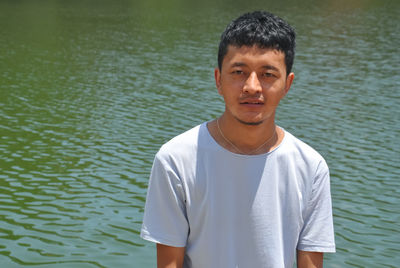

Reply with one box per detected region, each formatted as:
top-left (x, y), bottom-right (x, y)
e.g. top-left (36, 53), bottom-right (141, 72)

top-left (232, 70), bottom-right (243, 74)
top-left (263, 73), bottom-right (274, 77)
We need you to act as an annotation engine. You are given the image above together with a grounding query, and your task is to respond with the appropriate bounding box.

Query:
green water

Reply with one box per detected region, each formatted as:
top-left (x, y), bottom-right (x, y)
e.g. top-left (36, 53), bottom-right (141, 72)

top-left (1, 0), bottom-right (399, 267)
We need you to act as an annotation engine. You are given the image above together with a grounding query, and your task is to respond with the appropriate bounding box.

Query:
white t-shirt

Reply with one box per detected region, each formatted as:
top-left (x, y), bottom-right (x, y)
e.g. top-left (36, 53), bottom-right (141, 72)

top-left (141, 122), bottom-right (335, 268)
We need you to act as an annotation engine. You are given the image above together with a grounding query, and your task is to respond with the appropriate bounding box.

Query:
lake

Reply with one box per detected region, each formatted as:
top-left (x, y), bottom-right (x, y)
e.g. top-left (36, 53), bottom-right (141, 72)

top-left (0, 0), bottom-right (399, 267)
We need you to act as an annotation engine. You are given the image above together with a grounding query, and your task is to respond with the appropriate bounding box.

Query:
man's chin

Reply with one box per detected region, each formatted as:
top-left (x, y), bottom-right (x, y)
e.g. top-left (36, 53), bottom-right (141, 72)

top-left (235, 117), bottom-right (264, 126)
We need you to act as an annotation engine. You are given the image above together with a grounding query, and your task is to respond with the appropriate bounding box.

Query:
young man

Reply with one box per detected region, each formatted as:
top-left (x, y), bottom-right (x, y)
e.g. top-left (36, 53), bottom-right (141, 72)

top-left (141, 11), bottom-right (335, 268)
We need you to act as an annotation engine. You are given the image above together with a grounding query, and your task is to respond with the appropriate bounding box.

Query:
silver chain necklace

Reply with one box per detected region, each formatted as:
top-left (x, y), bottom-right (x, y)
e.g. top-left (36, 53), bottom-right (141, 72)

top-left (216, 118), bottom-right (276, 155)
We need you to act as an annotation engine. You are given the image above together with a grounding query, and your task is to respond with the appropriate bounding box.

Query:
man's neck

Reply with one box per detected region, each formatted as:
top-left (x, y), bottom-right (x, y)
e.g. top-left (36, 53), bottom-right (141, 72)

top-left (208, 113), bottom-right (283, 155)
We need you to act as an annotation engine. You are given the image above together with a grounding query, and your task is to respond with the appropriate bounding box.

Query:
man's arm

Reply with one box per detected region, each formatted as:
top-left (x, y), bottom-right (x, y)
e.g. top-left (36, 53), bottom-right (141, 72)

top-left (297, 250), bottom-right (323, 268)
top-left (157, 244), bottom-right (185, 268)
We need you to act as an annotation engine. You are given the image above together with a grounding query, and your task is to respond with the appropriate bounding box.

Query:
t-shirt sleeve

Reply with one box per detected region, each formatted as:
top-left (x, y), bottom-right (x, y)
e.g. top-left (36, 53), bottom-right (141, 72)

top-left (297, 159), bottom-right (336, 252)
top-left (140, 152), bottom-right (189, 247)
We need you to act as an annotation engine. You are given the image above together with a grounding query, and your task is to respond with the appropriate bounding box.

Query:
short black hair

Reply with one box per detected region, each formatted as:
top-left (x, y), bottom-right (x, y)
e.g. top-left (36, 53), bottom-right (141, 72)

top-left (218, 11), bottom-right (296, 75)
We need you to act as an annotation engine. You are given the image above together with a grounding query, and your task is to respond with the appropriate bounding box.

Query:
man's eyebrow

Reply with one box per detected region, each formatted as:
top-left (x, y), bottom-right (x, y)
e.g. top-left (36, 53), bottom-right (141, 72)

top-left (230, 62), bottom-right (280, 71)
top-left (231, 62), bottom-right (247, 67)
top-left (261, 65), bottom-right (279, 71)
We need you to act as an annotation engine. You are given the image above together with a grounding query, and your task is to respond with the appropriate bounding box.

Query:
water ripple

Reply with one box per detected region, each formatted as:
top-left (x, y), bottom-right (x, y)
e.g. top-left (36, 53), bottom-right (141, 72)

top-left (1, 1), bottom-right (399, 267)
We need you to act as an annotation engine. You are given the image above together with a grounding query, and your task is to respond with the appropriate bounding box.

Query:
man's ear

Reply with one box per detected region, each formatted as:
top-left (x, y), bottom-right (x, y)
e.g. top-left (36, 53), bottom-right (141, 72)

top-left (214, 68), bottom-right (222, 95)
top-left (284, 72), bottom-right (295, 96)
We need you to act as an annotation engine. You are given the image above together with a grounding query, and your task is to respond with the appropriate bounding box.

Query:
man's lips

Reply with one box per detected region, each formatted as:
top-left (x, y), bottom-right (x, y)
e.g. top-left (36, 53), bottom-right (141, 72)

top-left (240, 99), bottom-right (264, 105)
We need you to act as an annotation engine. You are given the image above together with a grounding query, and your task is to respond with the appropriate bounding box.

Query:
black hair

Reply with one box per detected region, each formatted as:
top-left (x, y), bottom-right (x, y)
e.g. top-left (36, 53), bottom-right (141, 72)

top-left (218, 11), bottom-right (296, 75)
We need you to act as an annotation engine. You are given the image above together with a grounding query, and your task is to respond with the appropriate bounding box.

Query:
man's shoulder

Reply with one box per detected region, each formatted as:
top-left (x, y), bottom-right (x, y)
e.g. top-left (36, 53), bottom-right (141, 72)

top-left (281, 129), bottom-right (326, 163)
top-left (156, 122), bottom-right (207, 159)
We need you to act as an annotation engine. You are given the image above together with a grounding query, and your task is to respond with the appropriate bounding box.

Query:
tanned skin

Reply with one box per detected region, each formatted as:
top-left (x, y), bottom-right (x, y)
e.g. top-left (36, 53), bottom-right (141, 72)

top-left (157, 244), bottom-right (185, 268)
top-left (297, 251), bottom-right (324, 268)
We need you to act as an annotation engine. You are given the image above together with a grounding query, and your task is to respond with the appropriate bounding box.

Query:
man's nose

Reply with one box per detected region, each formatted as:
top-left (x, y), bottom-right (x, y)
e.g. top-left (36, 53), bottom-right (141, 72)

top-left (243, 72), bottom-right (262, 94)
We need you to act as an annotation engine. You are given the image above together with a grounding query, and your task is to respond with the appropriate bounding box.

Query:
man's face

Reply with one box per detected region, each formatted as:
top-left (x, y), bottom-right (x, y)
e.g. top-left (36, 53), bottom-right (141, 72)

top-left (215, 45), bottom-right (294, 126)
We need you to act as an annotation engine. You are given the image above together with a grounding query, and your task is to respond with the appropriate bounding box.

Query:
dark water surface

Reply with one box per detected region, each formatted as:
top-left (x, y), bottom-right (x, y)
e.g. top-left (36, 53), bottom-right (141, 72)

top-left (1, 0), bottom-right (399, 267)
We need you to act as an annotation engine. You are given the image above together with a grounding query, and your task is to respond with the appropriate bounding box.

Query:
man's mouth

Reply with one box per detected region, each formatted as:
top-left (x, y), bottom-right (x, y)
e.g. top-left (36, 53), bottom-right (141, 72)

top-left (240, 100), bottom-right (264, 105)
